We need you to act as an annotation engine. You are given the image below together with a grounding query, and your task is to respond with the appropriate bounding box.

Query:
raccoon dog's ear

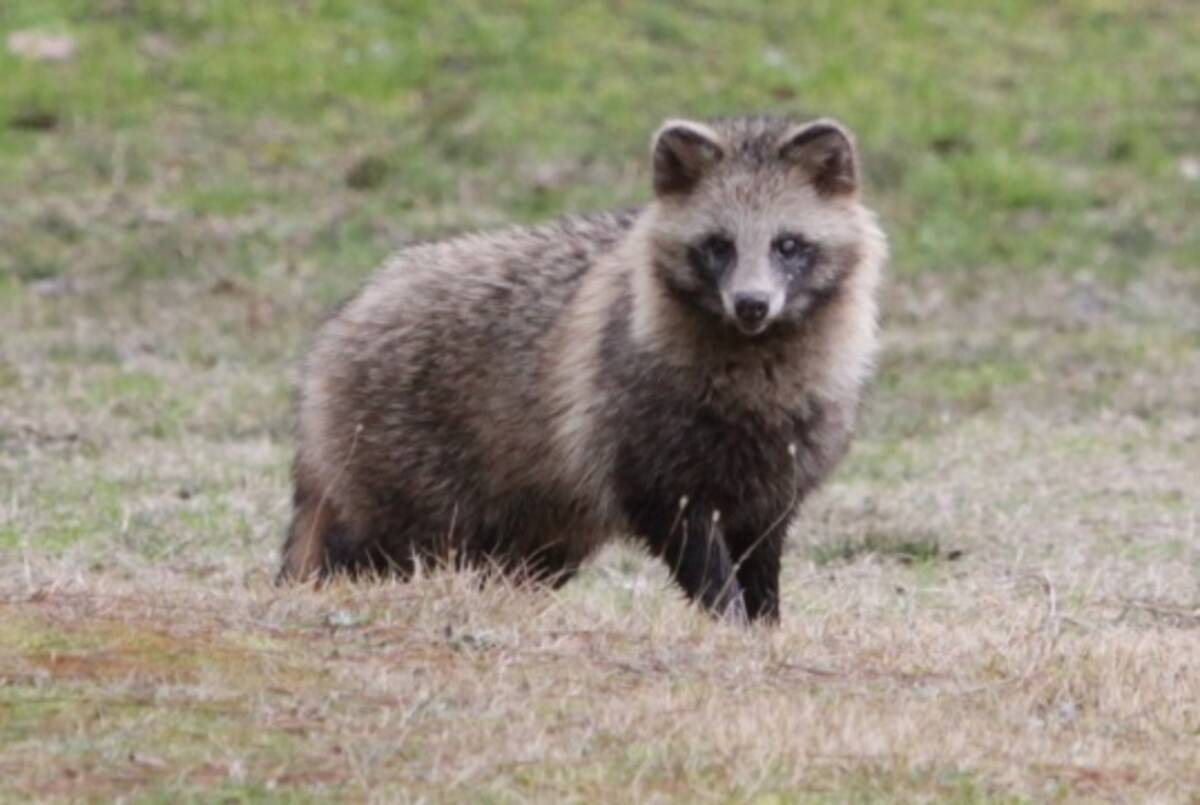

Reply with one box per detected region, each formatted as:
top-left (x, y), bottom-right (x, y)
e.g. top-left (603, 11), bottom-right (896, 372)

top-left (777, 119), bottom-right (858, 197)
top-left (651, 119), bottom-right (725, 197)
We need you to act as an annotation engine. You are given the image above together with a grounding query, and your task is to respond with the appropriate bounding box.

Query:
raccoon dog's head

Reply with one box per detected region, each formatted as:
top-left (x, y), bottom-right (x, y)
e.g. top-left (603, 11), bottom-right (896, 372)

top-left (646, 116), bottom-right (868, 337)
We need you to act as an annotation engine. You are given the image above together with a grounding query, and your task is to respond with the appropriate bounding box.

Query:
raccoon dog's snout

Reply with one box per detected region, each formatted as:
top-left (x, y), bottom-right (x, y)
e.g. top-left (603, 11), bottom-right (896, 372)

top-left (732, 292), bottom-right (771, 332)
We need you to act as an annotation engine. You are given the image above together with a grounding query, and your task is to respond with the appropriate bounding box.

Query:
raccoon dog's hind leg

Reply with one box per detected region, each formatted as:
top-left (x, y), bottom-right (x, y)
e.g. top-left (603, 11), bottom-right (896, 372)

top-left (278, 483), bottom-right (332, 582)
top-left (277, 460), bottom-right (381, 583)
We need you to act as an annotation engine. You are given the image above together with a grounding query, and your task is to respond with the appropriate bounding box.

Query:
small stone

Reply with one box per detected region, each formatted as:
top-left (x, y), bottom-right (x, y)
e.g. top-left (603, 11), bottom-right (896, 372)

top-left (325, 610), bottom-right (368, 628)
top-left (7, 30), bottom-right (76, 63)
top-left (1179, 157), bottom-right (1200, 182)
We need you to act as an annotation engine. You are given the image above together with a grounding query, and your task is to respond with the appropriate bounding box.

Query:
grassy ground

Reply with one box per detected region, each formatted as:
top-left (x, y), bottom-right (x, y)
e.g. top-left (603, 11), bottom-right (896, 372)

top-left (2, 1), bottom-right (1199, 801)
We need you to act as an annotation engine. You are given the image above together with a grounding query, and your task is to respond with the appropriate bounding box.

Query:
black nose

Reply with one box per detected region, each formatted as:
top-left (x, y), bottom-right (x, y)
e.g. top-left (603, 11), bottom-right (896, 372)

top-left (733, 294), bottom-right (770, 327)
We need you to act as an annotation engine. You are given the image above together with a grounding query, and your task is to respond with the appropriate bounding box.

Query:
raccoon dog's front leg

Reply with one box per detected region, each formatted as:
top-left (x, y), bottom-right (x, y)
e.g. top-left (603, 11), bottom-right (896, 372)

top-left (730, 530), bottom-right (784, 623)
top-left (649, 510), bottom-right (748, 622)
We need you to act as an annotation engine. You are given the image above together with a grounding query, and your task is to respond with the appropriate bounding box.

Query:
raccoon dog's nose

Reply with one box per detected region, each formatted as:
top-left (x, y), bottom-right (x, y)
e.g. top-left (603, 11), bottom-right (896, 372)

top-left (733, 293), bottom-right (770, 327)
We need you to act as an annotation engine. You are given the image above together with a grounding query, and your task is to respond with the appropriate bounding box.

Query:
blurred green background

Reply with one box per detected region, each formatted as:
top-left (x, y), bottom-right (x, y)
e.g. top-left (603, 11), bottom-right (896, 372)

top-left (2, 0), bottom-right (1197, 301)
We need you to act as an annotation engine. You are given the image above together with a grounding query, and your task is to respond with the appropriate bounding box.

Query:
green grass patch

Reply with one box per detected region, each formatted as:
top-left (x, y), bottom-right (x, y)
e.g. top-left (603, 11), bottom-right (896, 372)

top-left (809, 530), bottom-right (960, 568)
top-left (2, 2), bottom-right (1196, 287)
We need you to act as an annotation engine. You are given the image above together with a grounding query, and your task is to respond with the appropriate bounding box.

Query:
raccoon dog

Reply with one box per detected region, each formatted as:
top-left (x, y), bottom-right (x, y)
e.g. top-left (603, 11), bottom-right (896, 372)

top-left (279, 116), bottom-right (886, 623)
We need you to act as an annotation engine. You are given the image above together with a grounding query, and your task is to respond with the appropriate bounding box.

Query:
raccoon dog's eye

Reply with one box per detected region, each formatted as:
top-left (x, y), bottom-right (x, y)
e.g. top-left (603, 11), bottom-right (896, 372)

top-left (772, 235), bottom-right (816, 270)
top-left (702, 235), bottom-right (736, 266)
top-left (689, 234), bottom-right (736, 282)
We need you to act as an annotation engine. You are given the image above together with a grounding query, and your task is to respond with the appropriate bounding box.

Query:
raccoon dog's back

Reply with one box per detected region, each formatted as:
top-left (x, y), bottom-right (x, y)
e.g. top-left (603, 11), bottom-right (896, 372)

top-left (284, 211), bottom-right (636, 580)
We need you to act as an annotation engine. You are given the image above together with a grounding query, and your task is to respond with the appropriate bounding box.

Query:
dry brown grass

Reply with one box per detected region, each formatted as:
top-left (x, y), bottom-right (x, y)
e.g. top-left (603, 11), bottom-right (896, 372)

top-left (4, 547), bottom-right (1199, 802)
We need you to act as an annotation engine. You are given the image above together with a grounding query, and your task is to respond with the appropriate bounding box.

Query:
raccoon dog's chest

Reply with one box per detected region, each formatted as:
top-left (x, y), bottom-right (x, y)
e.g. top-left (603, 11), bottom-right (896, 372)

top-left (605, 362), bottom-right (819, 535)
